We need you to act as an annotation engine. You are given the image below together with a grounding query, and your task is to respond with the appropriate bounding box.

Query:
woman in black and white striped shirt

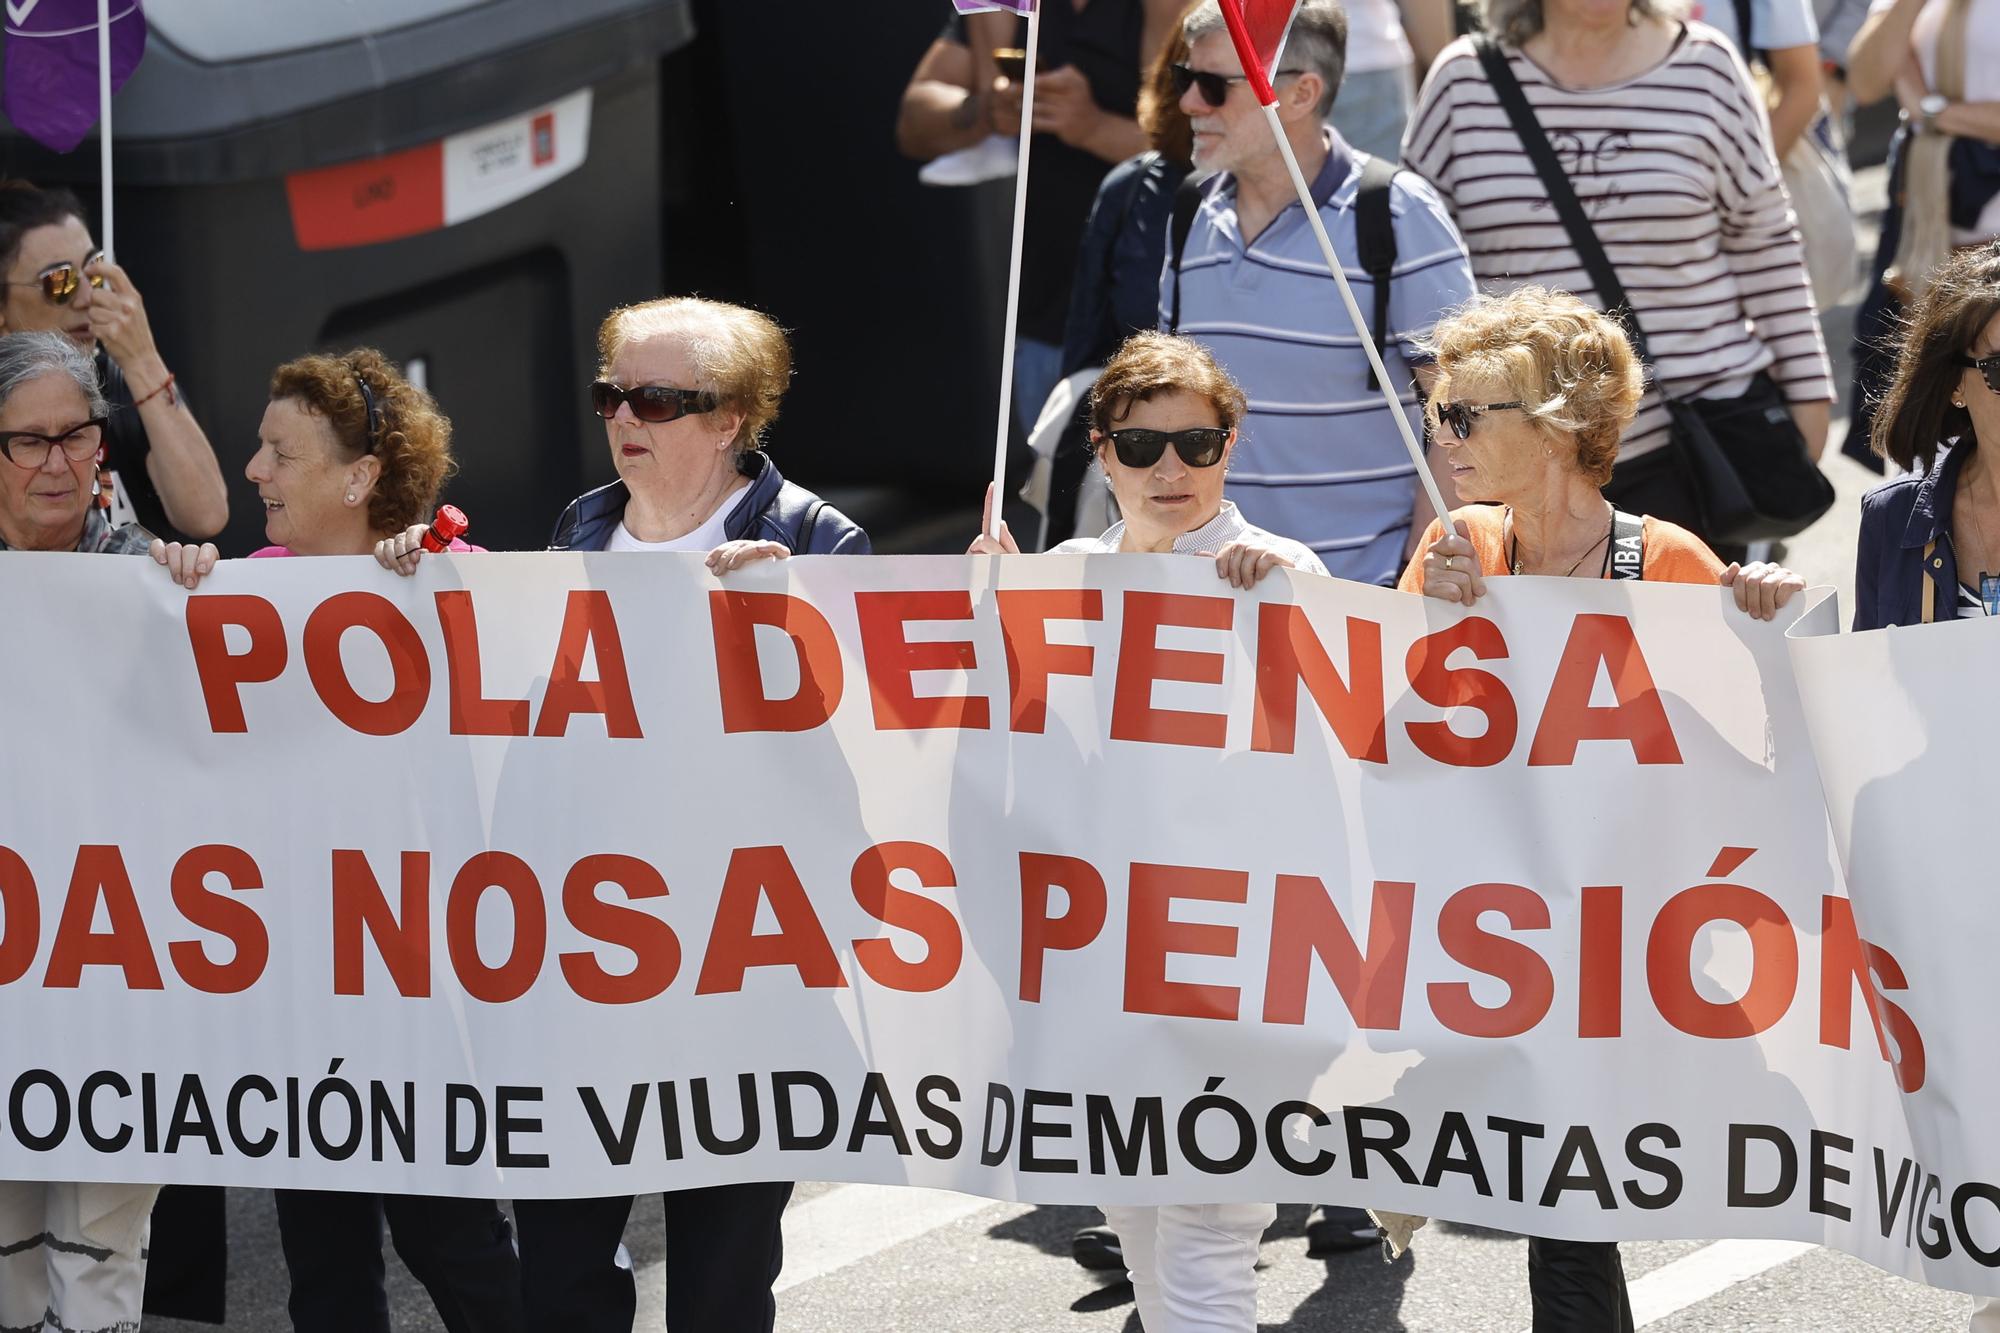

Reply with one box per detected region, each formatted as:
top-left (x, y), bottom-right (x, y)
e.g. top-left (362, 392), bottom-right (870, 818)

top-left (1402, 0), bottom-right (1835, 553)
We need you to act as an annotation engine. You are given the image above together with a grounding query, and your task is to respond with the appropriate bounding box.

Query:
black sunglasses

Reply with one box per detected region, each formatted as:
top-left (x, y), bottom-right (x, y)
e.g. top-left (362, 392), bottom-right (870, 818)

top-left (1964, 353), bottom-right (2000, 395)
top-left (1100, 426), bottom-right (1230, 469)
top-left (589, 380), bottom-right (714, 424)
top-left (4, 250), bottom-right (106, 306)
top-left (1168, 62), bottom-right (1303, 109)
top-left (1436, 400), bottom-right (1526, 440)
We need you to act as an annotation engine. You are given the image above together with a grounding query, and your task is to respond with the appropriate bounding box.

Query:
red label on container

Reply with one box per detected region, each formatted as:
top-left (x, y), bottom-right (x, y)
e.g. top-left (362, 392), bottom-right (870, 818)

top-left (285, 142), bottom-right (447, 252)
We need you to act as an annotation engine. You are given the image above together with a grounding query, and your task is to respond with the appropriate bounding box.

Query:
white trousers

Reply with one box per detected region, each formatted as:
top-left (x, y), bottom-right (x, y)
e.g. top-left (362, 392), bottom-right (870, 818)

top-left (0, 1180), bottom-right (159, 1333)
top-left (1100, 1202), bottom-right (1277, 1333)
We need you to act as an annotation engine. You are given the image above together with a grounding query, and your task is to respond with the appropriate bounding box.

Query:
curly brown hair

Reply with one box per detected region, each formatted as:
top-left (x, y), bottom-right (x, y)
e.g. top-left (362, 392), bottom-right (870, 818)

top-left (597, 297), bottom-right (792, 451)
top-left (268, 348), bottom-right (455, 536)
top-left (1871, 241), bottom-right (2000, 472)
top-left (1418, 287), bottom-right (1644, 487)
top-left (1089, 331), bottom-right (1247, 438)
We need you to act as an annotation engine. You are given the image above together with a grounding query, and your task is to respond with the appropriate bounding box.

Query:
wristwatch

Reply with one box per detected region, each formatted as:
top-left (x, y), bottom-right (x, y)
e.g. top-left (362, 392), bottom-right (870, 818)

top-left (1918, 92), bottom-right (1949, 135)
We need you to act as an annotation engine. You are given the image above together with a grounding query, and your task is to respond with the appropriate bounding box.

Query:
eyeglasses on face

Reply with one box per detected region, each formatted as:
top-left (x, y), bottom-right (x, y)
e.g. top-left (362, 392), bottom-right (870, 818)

top-left (1097, 426), bottom-right (1230, 469)
top-left (589, 380), bottom-right (715, 424)
top-left (1435, 400), bottom-right (1526, 440)
top-left (1168, 62), bottom-right (1304, 109)
top-left (4, 251), bottom-right (106, 306)
top-left (0, 418), bottom-right (106, 470)
top-left (1963, 353), bottom-right (2000, 396)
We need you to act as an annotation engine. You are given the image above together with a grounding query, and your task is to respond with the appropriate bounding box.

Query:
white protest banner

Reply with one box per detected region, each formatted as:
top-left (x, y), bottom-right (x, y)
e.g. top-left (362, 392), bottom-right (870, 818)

top-left (0, 555), bottom-right (1976, 1291)
top-left (1788, 611), bottom-right (2000, 1294)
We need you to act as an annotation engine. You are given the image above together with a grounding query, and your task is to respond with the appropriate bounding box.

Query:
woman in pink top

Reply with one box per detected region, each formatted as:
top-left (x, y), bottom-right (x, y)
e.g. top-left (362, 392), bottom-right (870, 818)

top-left (146, 350), bottom-right (523, 1333)
top-left (150, 347), bottom-right (480, 583)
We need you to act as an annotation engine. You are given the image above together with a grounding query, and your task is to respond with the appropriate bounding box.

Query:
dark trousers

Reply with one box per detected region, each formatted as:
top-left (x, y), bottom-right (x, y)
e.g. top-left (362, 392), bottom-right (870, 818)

top-left (515, 1182), bottom-right (792, 1333)
top-left (273, 1189), bottom-right (525, 1333)
top-left (1527, 1237), bottom-right (1634, 1333)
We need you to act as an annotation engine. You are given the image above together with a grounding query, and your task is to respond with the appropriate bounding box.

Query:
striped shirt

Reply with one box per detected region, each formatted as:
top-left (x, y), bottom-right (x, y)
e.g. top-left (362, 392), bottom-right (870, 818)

top-left (1402, 25), bottom-right (1834, 461)
top-left (1160, 133), bottom-right (1476, 585)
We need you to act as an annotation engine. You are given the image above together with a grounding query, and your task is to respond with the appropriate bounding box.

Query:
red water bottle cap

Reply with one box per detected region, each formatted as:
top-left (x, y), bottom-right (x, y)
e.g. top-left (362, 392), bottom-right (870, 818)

top-left (421, 504), bottom-right (468, 553)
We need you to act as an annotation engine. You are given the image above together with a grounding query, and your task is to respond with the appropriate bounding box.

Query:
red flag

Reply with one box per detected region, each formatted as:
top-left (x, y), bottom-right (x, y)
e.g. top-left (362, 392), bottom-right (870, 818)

top-left (1216, 0), bottom-right (1301, 106)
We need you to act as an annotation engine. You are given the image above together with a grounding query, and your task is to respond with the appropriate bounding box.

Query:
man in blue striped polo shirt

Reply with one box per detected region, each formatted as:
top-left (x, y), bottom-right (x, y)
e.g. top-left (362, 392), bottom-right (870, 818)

top-left (1161, 0), bottom-right (1473, 586)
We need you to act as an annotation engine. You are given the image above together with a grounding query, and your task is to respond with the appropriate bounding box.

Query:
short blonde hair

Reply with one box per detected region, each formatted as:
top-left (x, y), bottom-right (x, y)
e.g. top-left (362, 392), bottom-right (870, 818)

top-left (1419, 287), bottom-right (1643, 487)
top-left (597, 296), bottom-right (792, 451)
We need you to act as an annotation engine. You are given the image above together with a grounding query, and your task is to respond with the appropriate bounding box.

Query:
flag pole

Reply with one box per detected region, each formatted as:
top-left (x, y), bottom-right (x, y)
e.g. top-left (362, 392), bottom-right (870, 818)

top-left (985, 2), bottom-right (1040, 540)
top-left (97, 0), bottom-right (113, 261)
top-left (1218, 0), bottom-right (1449, 526)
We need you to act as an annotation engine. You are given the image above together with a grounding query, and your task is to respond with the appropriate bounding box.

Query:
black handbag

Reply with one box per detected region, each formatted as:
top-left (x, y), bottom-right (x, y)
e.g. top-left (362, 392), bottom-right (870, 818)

top-left (1472, 37), bottom-right (1834, 545)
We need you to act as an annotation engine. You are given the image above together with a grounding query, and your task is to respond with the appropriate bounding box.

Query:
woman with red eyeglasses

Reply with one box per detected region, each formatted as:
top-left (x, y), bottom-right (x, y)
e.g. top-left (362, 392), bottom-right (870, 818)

top-left (0, 179), bottom-right (227, 544)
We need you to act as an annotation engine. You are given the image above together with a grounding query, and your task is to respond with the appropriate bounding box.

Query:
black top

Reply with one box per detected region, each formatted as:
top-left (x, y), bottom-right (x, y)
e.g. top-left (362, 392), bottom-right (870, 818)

top-left (97, 349), bottom-right (179, 542)
top-left (946, 0), bottom-right (1144, 343)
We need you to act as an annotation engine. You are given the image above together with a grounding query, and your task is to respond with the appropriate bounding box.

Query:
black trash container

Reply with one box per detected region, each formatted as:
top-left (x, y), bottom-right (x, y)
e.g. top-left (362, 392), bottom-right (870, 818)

top-left (0, 0), bottom-right (694, 554)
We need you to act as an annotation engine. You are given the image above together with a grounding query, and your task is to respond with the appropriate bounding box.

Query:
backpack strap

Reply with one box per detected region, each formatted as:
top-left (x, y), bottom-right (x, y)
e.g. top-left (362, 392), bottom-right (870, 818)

top-left (1609, 509), bottom-right (1646, 580)
top-left (1355, 154), bottom-right (1399, 392)
top-left (1167, 173), bottom-right (1209, 334)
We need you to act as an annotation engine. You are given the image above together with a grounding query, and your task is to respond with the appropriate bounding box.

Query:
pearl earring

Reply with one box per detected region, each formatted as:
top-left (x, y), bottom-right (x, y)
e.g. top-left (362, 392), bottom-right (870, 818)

top-left (345, 492), bottom-right (356, 503)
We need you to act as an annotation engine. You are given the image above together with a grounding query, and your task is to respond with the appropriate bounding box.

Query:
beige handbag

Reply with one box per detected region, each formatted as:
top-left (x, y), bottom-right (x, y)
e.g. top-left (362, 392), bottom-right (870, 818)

top-left (1780, 123), bottom-right (1859, 310)
top-left (1887, 0), bottom-right (1972, 302)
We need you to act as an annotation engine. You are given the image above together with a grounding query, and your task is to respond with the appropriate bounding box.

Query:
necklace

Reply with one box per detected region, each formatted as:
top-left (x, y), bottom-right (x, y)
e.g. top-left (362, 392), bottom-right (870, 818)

top-left (1509, 503), bottom-right (1614, 578)
top-left (1957, 454), bottom-right (2000, 584)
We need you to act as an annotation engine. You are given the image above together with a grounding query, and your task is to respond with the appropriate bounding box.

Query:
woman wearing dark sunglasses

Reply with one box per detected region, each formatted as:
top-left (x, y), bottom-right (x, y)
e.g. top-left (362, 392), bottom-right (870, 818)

top-left (0, 179), bottom-right (227, 543)
top-left (1398, 288), bottom-right (1801, 1332)
top-left (970, 330), bottom-right (1316, 1333)
top-left (1403, 288), bottom-right (1803, 623)
top-left (1855, 242), bottom-right (2000, 629)
top-left (973, 330), bottom-right (1324, 589)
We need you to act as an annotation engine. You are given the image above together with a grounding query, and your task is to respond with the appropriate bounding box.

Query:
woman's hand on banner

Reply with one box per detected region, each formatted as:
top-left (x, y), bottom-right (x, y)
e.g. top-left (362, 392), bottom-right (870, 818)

top-left (1206, 537), bottom-right (1297, 590)
top-left (708, 540), bottom-right (790, 574)
top-left (375, 525), bottom-right (432, 577)
top-left (1720, 561), bottom-right (1806, 621)
top-left (969, 482), bottom-right (1022, 556)
top-left (1422, 521), bottom-right (1484, 606)
top-left (149, 538), bottom-right (218, 590)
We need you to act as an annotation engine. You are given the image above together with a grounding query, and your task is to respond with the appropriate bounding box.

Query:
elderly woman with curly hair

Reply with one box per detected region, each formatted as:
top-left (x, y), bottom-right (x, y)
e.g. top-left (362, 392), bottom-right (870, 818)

top-left (145, 350), bottom-right (519, 1333)
top-left (1400, 286), bottom-right (1800, 1330)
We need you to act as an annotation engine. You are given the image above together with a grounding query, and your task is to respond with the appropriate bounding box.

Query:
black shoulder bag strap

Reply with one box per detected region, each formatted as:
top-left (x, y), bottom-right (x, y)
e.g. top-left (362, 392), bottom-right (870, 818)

top-left (1609, 508), bottom-right (1646, 579)
top-left (1472, 36), bottom-right (1656, 367)
top-left (1356, 154), bottom-right (1399, 391)
top-left (1167, 172), bottom-right (1209, 334)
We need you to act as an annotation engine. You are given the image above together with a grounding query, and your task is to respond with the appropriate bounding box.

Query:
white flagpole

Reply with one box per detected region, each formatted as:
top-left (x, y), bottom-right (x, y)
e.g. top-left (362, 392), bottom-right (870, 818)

top-left (1257, 100), bottom-right (1448, 524)
top-left (97, 0), bottom-right (113, 261)
top-left (985, 2), bottom-right (1039, 540)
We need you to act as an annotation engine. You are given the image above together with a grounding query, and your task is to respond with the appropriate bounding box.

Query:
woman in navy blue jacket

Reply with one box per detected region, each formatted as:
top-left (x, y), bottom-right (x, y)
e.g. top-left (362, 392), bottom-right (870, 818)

top-left (1854, 242), bottom-right (2000, 630)
top-left (383, 297), bottom-right (864, 1333)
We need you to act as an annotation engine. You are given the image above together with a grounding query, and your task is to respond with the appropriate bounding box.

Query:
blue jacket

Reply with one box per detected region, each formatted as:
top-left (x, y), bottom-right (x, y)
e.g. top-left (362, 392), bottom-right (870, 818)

top-left (548, 450), bottom-right (870, 555)
top-left (1854, 443), bottom-right (1974, 630)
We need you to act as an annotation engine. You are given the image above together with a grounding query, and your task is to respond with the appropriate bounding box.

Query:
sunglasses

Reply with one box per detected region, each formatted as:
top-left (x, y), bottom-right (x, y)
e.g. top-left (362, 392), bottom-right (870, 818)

top-left (1436, 400), bottom-right (1526, 440)
top-left (1099, 426), bottom-right (1230, 469)
top-left (0, 417), bottom-right (106, 470)
top-left (1168, 62), bottom-right (1303, 109)
top-left (5, 251), bottom-right (106, 306)
top-left (589, 380), bottom-right (714, 424)
top-left (1964, 353), bottom-right (2000, 395)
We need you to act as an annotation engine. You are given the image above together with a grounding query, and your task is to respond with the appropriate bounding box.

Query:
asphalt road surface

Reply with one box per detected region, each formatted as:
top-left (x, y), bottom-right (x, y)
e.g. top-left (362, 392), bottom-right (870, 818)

top-left (144, 158), bottom-right (1974, 1332)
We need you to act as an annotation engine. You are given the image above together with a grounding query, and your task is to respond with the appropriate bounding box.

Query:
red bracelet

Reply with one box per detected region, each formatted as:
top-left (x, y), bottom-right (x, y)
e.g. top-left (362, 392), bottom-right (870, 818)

top-left (132, 371), bottom-right (176, 410)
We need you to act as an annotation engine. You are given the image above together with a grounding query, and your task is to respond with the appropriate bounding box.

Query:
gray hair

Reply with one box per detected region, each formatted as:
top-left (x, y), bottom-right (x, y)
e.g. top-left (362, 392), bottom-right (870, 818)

top-left (1185, 0), bottom-right (1348, 117)
top-left (1479, 0), bottom-right (1689, 49)
top-left (0, 331), bottom-right (107, 419)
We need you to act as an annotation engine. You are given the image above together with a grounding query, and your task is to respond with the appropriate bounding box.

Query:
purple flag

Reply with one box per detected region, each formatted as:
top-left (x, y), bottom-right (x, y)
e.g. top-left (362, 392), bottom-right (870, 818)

top-left (952, 1), bottom-right (1036, 12)
top-left (3, 0), bottom-right (146, 154)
